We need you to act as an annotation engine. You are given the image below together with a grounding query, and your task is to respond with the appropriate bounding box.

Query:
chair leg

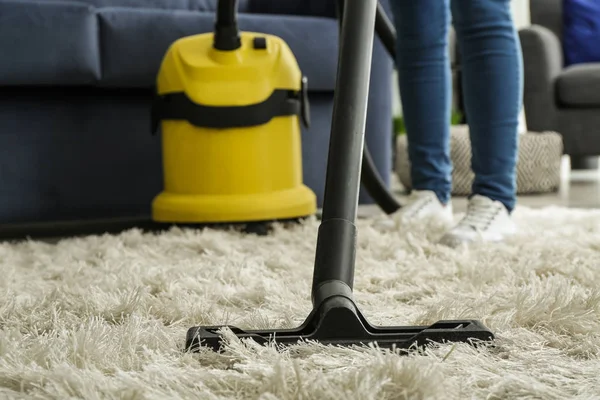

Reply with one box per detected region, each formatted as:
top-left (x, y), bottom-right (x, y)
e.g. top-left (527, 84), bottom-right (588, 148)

top-left (570, 156), bottom-right (599, 170)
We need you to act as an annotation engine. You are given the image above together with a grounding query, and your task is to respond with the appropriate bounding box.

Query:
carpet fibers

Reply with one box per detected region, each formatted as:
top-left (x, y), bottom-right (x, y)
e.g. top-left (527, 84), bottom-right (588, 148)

top-left (2, 206), bottom-right (600, 399)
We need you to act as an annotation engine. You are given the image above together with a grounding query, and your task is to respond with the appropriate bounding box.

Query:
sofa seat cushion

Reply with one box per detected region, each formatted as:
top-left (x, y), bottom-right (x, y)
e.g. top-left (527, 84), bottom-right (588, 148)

top-left (248, 0), bottom-right (336, 18)
top-left (0, 0), bottom-right (101, 86)
top-left (0, 0), bottom-right (338, 90)
top-left (61, 0), bottom-right (249, 12)
top-left (556, 63), bottom-right (600, 107)
top-left (98, 8), bottom-right (339, 91)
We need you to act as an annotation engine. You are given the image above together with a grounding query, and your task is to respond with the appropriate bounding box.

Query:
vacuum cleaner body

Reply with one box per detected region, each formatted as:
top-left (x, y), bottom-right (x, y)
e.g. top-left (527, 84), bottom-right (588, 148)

top-left (151, 29), bottom-right (316, 224)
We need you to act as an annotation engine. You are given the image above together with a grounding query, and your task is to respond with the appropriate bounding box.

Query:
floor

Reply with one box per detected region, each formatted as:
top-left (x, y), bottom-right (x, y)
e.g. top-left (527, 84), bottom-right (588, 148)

top-left (357, 156), bottom-right (600, 218)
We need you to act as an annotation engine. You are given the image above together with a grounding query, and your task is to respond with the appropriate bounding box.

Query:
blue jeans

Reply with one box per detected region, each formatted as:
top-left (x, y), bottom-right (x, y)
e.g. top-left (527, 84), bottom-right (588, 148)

top-left (389, 0), bottom-right (523, 212)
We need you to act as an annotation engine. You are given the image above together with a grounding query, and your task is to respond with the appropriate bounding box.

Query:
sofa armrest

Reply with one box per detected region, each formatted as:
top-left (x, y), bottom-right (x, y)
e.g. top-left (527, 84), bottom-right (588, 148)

top-left (518, 24), bottom-right (563, 131)
top-left (247, 0), bottom-right (391, 20)
top-left (519, 24), bottom-right (563, 92)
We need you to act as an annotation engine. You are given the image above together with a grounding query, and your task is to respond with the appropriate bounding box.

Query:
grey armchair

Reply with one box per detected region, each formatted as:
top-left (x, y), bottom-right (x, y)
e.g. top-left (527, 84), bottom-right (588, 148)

top-left (520, 0), bottom-right (600, 169)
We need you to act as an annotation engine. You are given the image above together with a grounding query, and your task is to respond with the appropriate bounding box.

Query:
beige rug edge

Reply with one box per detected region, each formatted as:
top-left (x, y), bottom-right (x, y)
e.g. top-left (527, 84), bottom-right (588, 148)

top-left (1, 205), bottom-right (600, 399)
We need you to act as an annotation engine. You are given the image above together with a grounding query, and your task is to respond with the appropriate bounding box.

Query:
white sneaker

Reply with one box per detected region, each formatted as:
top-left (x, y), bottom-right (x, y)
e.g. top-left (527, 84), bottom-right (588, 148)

top-left (397, 189), bottom-right (453, 225)
top-left (439, 194), bottom-right (517, 247)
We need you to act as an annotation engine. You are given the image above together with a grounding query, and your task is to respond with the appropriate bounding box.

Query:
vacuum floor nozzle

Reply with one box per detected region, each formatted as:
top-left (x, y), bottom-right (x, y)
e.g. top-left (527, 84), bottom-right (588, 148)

top-left (185, 296), bottom-right (494, 352)
top-left (184, 0), bottom-right (494, 355)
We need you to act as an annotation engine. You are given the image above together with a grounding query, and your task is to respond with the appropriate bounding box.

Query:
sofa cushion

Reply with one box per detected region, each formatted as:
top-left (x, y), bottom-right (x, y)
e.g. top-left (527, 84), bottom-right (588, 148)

top-left (563, 0), bottom-right (600, 66)
top-left (248, 0), bottom-right (336, 18)
top-left (0, 0), bottom-right (101, 86)
top-left (98, 8), bottom-right (339, 90)
top-left (248, 0), bottom-right (392, 20)
top-left (556, 63), bottom-right (600, 107)
top-left (61, 0), bottom-right (249, 12)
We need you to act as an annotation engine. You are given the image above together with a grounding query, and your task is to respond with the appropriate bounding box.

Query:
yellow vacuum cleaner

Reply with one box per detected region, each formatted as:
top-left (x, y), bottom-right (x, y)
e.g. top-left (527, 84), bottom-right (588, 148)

top-left (150, 0), bottom-right (316, 224)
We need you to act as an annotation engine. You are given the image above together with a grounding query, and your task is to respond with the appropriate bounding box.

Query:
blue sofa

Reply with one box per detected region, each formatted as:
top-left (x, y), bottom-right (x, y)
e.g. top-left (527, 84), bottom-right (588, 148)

top-left (0, 0), bottom-right (393, 226)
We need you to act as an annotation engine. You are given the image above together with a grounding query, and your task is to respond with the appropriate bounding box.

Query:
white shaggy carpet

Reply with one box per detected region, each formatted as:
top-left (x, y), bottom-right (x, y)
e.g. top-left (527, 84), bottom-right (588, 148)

top-left (2, 206), bottom-right (600, 399)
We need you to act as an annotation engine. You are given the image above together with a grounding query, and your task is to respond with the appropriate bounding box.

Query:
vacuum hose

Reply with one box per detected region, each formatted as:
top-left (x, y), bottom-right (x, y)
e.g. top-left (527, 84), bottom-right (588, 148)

top-left (214, 0), bottom-right (402, 214)
top-left (214, 0), bottom-right (241, 51)
top-left (364, 2), bottom-right (401, 214)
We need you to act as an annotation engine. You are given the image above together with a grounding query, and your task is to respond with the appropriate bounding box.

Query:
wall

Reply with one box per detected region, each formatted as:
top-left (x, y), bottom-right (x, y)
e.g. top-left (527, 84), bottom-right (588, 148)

top-left (511, 0), bottom-right (531, 30)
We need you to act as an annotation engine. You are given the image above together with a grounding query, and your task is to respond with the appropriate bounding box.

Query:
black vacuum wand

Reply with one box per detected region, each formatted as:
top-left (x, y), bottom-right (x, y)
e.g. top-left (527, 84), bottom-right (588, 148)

top-left (343, 0), bottom-right (401, 215)
top-left (186, 0), bottom-right (494, 353)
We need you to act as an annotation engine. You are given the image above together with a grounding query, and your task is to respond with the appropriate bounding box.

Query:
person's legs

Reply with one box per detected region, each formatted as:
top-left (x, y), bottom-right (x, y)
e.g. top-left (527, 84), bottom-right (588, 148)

top-left (451, 0), bottom-right (522, 212)
top-left (389, 0), bottom-right (454, 223)
top-left (440, 0), bottom-right (522, 246)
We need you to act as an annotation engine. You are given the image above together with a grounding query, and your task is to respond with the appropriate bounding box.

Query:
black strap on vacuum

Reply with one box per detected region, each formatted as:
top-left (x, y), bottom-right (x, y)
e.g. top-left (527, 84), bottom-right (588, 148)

top-left (151, 76), bottom-right (310, 134)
